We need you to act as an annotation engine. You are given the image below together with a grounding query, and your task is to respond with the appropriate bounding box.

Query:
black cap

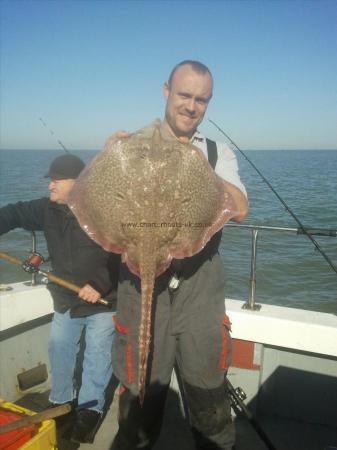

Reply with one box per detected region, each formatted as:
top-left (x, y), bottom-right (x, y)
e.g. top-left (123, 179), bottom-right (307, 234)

top-left (44, 154), bottom-right (85, 180)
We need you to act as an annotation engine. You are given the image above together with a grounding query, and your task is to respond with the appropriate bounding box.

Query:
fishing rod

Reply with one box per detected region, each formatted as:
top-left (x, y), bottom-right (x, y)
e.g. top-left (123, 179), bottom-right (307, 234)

top-left (0, 251), bottom-right (110, 307)
top-left (0, 400), bottom-right (97, 434)
top-left (209, 119), bottom-right (337, 276)
top-left (0, 403), bottom-right (71, 435)
top-left (227, 379), bottom-right (277, 450)
top-left (39, 117), bottom-right (70, 154)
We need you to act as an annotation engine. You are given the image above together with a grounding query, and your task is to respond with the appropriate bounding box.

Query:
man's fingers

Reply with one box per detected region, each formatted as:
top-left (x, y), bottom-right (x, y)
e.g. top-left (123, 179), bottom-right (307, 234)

top-left (115, 130), bottom-right (130, 139)
top-left (106, 130), bottom-right (130, 146)
top-left (178, 136), bottom-right (190, 144)
top-left (78, 284), bottom-right (101, 303)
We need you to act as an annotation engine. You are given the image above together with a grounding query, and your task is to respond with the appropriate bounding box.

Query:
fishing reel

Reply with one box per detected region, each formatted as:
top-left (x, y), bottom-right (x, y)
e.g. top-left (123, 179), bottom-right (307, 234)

top-left (228, 385), bottom-right (247, 409)
top-left (21, 252), bottom-right (45, 273)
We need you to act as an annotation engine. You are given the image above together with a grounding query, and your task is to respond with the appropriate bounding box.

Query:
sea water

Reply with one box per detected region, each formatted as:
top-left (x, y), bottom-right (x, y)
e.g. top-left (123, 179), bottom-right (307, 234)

top-left (0, 149), bottom-right (336, 313)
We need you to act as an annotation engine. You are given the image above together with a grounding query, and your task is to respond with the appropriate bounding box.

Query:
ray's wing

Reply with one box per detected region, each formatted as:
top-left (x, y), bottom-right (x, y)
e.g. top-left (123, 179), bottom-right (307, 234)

top-left (165, 142), bottom-right (238, 259)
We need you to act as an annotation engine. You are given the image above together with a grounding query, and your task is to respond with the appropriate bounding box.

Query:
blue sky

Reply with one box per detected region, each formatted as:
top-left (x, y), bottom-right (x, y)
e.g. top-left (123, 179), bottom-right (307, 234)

top-left (1, 0), bottom-right (336, 150)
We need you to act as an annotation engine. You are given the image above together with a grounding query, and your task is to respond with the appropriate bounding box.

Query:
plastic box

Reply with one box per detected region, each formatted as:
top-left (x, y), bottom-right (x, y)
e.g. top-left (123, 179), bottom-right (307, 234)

top-left (0, 400), bottom-right (56, 450)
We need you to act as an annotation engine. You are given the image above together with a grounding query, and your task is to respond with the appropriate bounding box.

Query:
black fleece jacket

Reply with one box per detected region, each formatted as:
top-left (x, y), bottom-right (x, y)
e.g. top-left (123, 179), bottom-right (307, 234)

top-left (0, 197), bottom-right (120, 317)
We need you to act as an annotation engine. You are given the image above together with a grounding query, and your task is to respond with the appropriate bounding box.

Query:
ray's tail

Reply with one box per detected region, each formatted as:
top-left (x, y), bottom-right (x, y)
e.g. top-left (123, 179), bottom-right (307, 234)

top-left (138, 246), bottom-right (156, 405)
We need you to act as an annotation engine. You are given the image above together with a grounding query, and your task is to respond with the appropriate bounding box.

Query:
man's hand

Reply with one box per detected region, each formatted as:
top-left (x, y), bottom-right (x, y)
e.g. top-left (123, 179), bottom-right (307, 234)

top-left (105, 130), bottom-right (130, 146)
top-left (178, 136), bottom-right (190, 144)
top-left (78, 284), bottom-right (101, 303)
top-left (109, 130), bottom-right (188, 143)
top-left (224, 181), bottom-right (249, 223)
top-left (115, 130), bottom-right (130, 139)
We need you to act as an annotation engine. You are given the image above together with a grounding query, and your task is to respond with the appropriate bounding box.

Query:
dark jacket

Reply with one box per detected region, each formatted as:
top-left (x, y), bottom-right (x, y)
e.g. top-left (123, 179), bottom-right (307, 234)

top-left (0, 197), bottom-right (120, 317)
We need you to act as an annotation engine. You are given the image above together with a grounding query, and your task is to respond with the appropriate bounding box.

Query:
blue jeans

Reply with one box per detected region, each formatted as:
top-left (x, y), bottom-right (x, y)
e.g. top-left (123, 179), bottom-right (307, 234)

top-left (48, 310), bottom-right (115, 412)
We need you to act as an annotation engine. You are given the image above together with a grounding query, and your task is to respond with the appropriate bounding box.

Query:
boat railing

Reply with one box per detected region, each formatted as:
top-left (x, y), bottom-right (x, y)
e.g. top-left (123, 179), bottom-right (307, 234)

top-left (28, 224), bottom-right (337, 310)
top-left (223, 224), bottom-right (337, 311)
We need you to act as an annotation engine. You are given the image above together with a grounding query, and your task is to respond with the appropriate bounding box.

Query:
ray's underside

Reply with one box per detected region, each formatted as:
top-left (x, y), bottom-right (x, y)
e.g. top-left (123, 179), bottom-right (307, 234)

top-left (69, 120), bottom-right (238, 402)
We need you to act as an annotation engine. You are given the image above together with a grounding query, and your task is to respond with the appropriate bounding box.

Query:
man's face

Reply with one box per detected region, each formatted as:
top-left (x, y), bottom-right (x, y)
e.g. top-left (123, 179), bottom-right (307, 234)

top-left (163, 64), bottom-right (213, 139)
top-left (48, 179), bottom-right (76, 204)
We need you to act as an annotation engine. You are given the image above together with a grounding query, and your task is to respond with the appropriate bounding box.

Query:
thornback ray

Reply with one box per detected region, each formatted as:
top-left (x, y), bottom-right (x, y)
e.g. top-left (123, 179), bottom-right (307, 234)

top-left (68, 119), bottom-right (239, 403)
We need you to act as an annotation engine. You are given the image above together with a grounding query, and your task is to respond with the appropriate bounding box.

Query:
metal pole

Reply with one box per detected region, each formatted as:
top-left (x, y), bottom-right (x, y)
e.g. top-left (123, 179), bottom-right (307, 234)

top-left (243, 228), bottom-right (261, 310)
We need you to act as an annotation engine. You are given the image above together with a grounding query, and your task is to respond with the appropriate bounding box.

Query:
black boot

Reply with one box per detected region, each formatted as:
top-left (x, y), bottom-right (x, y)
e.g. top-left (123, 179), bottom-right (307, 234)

top-left (70, 409), bottom-right (102, 444)
top-left (184, 381), bottom-right (235, 450)
top-left (49, 399), bottom-right (77, 429)
top-left (110, 385), bottom-right (169, 450)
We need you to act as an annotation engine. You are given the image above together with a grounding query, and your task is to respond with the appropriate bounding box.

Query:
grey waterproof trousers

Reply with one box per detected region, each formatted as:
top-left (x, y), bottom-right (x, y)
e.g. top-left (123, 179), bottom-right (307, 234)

top-left (111, 254), bottom-right (234, 450)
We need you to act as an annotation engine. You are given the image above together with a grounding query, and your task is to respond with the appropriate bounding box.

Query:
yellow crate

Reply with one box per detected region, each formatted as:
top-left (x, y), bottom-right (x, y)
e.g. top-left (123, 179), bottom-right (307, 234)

top-left (0, 400), bottom-right (56, 450)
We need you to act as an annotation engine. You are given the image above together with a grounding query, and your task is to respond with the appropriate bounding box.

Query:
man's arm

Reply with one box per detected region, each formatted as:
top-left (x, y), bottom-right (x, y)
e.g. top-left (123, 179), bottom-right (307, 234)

top-left (224, 181), bottom-right (248, 223)
top-left (0, 198), bottom-right (47, 235)
top-left (78, 248), bottom-right (121, 304)
top-left (211, 140), bottom-right (248, 222)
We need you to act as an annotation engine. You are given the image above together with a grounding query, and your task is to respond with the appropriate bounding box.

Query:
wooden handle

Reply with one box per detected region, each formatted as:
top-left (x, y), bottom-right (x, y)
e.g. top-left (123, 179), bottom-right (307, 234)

top-left (0, 252), bottom-right (22, 267)
top-left (0, 403), bottom-right (72, 434)
top-left (0, 251), bottom-right (109, 306)
top-left (38, 270), bottom-right (109, 306)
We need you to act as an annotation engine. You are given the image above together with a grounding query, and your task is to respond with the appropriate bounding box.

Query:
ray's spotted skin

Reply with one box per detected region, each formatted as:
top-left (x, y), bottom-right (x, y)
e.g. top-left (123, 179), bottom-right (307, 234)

top-left (69, 120), bottom-right (238, 403)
